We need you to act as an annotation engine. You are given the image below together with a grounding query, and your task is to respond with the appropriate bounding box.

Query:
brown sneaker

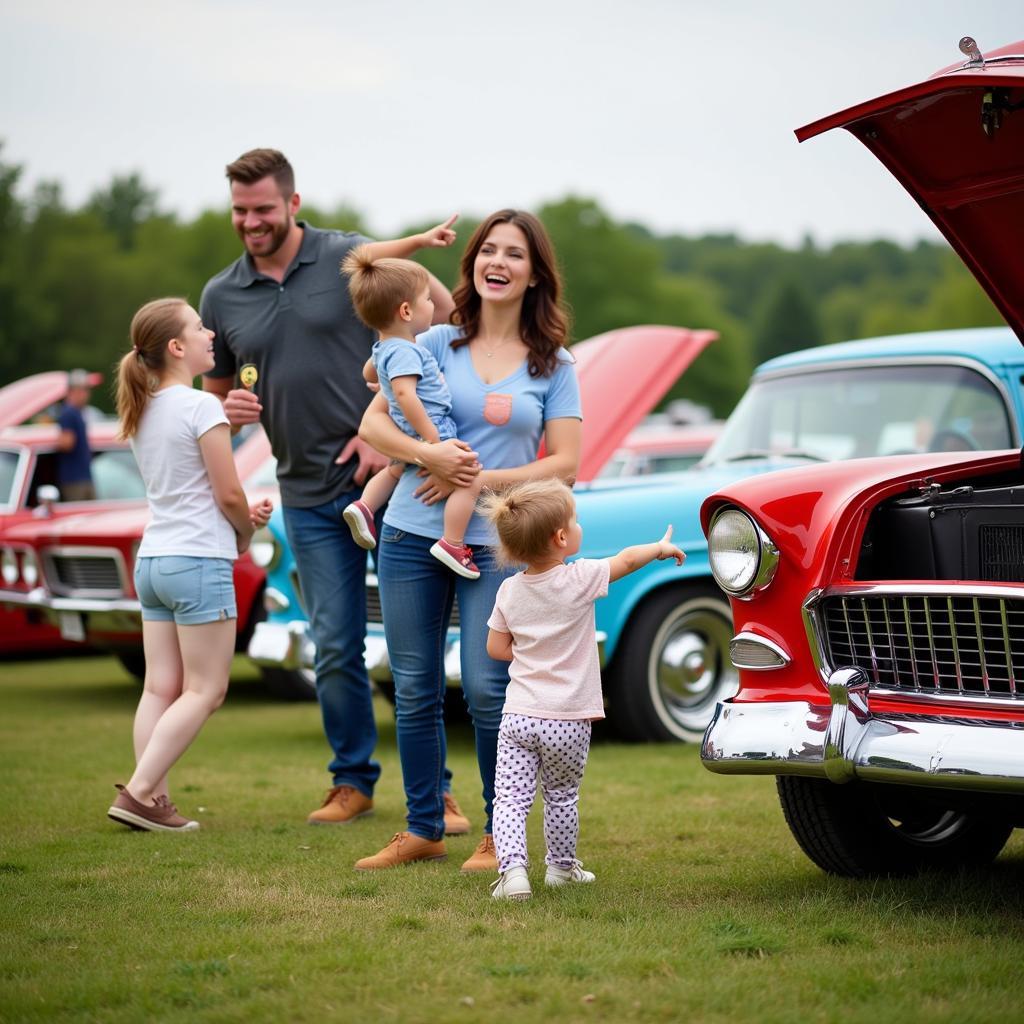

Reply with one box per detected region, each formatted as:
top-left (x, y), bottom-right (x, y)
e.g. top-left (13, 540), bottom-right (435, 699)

top-left (443, 792), bottom-right (471, 836)
top-left (461, 834), bottom-right (498, 873)
top-left (107, 784), bottom-right (199, 832)
top-left (307, 785), bottom-right (374, 825)
top-left (354, 832), bottom-right (447, 870)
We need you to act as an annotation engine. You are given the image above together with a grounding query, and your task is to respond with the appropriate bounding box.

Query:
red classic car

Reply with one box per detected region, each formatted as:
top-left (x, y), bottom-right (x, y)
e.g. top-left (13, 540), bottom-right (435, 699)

top-left (700, 37), bottom-right (1024, 876)
top-left (1, 419), bottom-right (275, 680)
top-left (0, 370), bottom-right (143, 656)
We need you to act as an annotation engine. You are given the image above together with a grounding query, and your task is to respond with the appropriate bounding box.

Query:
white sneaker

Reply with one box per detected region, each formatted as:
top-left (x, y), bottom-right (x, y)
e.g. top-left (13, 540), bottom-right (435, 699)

top-left (490, 865), bottom-right (532, 901)
top-left (545, 860), bottom-right (595, 887)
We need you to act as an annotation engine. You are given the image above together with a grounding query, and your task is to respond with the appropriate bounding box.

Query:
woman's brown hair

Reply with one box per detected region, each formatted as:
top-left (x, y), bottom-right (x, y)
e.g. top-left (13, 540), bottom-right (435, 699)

top-left (450, 209), bottom-right (570, 377)
top-left (115, 298), bottom-right (188, 439)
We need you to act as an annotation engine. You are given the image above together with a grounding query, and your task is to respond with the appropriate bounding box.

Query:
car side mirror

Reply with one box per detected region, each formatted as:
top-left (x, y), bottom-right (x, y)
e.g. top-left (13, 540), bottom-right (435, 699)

top-left (34, 484), bottom-right (61, 517)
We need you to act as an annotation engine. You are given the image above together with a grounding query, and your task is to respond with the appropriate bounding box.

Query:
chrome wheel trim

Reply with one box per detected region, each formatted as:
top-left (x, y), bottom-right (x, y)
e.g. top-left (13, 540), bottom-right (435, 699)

top-left (885, 808), bottom-right (970, 846)
top-left (646, 596), bottom-right (738, 740)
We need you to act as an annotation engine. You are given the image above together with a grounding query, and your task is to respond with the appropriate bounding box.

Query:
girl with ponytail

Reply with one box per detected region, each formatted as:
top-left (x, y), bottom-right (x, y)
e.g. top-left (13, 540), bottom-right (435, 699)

top-left (108, 299), bottom-right (272, 832)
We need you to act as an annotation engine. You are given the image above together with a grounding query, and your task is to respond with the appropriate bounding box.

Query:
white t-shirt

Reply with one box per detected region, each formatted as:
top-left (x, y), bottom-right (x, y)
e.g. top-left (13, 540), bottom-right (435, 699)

top-left (132, 385), bottom-right (237, 560)
top-left (487, 558), bottom-right (611, 721)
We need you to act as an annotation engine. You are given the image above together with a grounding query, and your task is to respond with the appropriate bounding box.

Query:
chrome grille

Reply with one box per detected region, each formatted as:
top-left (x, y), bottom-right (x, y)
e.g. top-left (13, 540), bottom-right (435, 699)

top-left (44, 552), bottom-right (124, 597)
top-left (821, 592), bottom-right (1024, 699)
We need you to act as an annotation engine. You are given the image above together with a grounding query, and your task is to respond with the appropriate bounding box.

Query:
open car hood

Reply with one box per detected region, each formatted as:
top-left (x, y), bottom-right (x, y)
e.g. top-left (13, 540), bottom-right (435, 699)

top-left (797, 38), bottom-right (1024, 342)
top-left (568, 325), bottom-right (718, 483)
top-left (0, 371), bottom-right (103, 428)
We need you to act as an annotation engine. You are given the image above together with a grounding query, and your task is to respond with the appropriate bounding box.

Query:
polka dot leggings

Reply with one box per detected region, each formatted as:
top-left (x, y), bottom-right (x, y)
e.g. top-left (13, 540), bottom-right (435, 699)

top-left (493, 713), bottom-right (592, 872)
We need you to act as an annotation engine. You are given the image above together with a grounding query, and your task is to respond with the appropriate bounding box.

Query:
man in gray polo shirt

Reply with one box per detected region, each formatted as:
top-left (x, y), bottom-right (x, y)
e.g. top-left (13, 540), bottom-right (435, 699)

top-left (201, 149), bottom-right (467, 829)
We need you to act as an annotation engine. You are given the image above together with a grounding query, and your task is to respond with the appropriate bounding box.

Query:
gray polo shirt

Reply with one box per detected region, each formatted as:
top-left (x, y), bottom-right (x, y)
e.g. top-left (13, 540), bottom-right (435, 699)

top-left (201, 223), bottom-right (375, 507)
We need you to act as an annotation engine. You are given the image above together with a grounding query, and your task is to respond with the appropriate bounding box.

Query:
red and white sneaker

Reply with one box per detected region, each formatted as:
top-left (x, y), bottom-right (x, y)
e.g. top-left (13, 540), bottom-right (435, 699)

top-left (429, 538), bottom-right (480, 579)
top-left (343, 500), bottom-right (377, 550)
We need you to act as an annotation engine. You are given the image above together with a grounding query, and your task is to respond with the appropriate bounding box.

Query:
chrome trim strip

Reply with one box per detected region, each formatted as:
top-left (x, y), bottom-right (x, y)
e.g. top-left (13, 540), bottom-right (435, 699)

top-left (801, 588), bottom-right (828, 681)
top-left (973, 597), bottom-right (989, 693)
top-left (867, 686), bottom-right (1024, 711)
top-left (0, 586), bottom-right (140, 613)
top-left (814, 581), bottom-right (1023, 602)
top-left (729, 631), bottom-right (790, 670)
top-left (752, 355), bottom-right (1020, 447)
top-left (902, 596), bottom-right (920, 690)
top-left (923, 597), bottom-right (939, 690)
top-left (947, 596), bottom-right (963, 694)
top-left (1002, 601), bottom-right (1016, 696)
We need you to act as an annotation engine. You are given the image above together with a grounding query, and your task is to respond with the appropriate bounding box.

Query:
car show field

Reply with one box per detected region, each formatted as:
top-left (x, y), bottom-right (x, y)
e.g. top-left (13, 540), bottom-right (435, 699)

top-left (1, 655), bottom-right (1022, 1023)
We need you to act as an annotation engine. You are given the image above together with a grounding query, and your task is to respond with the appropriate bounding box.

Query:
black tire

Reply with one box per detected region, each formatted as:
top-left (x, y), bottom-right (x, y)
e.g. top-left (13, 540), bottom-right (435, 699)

top-left (777, 776), bottom-right (1014, 877)
top-left (260, 666), bottom-right (318, 702)
top-left (375, 678), bottom-right (471, 723)
top-left (604, 582), bottom-right (736, 742)
top-left (115, 650), bottom-right (147, 682)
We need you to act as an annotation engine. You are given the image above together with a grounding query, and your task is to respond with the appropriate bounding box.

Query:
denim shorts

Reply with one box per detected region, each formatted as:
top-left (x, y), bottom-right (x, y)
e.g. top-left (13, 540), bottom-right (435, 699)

top-left (134, 556), bottom-right (237, 625)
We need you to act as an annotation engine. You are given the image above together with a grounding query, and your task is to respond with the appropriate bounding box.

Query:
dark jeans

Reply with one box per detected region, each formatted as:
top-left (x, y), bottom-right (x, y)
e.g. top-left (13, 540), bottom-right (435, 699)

top-left (282, 493), bottom-right (381, 797)
top-left (377, 524), bottom-right (513, 840)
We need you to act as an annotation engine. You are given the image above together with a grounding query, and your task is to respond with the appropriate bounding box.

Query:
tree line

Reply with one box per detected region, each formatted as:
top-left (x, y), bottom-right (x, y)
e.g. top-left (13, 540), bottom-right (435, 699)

top-left (0, 146), bottom-right (1004, 418)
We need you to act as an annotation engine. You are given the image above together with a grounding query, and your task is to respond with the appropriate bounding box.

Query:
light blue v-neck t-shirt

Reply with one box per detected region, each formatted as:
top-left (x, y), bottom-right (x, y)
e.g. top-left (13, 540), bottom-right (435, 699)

top-left (382, 323), bottom-right (582, 546)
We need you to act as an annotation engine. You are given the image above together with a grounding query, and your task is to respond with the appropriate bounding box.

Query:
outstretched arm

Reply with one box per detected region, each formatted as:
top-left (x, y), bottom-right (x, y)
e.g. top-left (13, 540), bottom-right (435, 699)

top-left (608, 526), bottom-right (685, 583)
top-left (358, 215), bottom-right (458, 261)
top-left (355, 217), bottom-right (456, 323)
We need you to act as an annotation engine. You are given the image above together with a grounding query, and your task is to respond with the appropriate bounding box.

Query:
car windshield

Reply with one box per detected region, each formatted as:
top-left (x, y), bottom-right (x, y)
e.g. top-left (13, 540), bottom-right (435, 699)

top-left (702, 364), bottom-right (1014, 466)
top-left (0, 449), bottom-right (19, 508)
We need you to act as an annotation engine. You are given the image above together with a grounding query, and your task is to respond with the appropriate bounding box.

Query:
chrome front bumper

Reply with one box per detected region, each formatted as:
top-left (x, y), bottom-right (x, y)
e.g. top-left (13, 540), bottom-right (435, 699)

top-left (247, 620), bottom-right (607, 685)
top-left (246, 620), bottom-right (464, 684)
top-left (0, 587), bottom-right (142, 637)
top-left (701, 667), bottom-right (1024, 794)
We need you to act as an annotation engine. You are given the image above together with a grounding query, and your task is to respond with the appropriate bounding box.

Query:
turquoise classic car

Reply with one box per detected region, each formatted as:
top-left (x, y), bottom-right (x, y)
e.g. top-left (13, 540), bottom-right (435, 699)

top-left (248, 324), bottom-right (1024, 741)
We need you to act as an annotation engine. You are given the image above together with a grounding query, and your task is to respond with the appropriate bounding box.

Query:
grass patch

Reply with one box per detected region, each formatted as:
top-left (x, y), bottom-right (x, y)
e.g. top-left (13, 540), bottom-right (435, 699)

top-left (1, 655), bottom-right (1023, 1022)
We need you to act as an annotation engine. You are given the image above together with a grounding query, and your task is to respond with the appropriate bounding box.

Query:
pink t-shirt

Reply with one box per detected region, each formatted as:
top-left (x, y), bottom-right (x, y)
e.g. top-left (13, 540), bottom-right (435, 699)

top-left (487, 557), bottom-right (611, 721)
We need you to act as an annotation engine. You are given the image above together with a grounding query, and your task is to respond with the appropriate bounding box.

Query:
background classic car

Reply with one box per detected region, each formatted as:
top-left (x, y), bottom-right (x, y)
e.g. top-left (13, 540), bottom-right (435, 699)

top-left (0, 370), bottom-right (145, 656)
top-left (700, 37), bottom-right (1024, 875)
top-left (249, 316), bottom-right (1024, 742)
top-left (0, 424), bottom-right (276, 681)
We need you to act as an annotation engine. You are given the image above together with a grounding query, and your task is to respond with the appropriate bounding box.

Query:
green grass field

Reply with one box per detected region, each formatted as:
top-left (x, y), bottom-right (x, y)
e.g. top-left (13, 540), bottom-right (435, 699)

top-left (2, 656), bottom-right (1023, 1023)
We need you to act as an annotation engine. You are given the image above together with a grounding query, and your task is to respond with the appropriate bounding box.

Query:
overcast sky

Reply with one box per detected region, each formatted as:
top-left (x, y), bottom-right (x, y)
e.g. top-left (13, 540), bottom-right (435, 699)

top-left (1, 1), bottom-right (1019, 245)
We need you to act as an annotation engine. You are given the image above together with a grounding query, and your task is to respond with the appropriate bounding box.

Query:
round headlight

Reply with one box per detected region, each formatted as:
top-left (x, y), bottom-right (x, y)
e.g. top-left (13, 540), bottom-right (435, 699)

top-left (1, 548), bottom-right (18, 586)
top-left (21, 549), bottom-right (39, 587)
top-left (708, 508), bottom-right (778, 598)
top-left (249, 527), bottom-right (280, 571)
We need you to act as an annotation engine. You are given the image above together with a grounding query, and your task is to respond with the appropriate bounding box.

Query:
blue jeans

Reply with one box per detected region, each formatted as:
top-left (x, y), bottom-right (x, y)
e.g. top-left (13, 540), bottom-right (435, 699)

top-left (282, 494), bottom-right (381, 797)
top-left (377, 524), bottom-right (513, 840)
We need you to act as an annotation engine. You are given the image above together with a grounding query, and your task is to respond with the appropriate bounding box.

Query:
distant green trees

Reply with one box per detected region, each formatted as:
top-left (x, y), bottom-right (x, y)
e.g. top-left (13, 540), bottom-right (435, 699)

top-left (0, 147), bottom-right (1004, 419)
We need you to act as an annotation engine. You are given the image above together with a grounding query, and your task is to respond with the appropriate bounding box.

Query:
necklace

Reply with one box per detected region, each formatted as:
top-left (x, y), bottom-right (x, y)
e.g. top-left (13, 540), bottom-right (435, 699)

top-left (479, 336), bottom-right (517, 358)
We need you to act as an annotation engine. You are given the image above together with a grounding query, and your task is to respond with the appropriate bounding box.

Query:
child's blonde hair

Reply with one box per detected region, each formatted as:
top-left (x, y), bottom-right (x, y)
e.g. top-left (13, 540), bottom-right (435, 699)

top-left (481, 479), bottom-right (575, 565)
top-left (115, 297), bottom-right (189, 439)
top-left (342, 246), bottom-right (429, 332)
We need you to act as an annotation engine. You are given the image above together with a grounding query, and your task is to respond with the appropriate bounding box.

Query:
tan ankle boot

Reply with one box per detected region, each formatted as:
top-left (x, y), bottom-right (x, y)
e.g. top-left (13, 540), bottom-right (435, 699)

top-left (443, 793), bottom-right (471, 835)
top-left (354, 832), bottom-right (447, 870)
top-left (307, 785), bottom-right (374, 825)
top-left (460, 834), bottom-right (497, 873)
